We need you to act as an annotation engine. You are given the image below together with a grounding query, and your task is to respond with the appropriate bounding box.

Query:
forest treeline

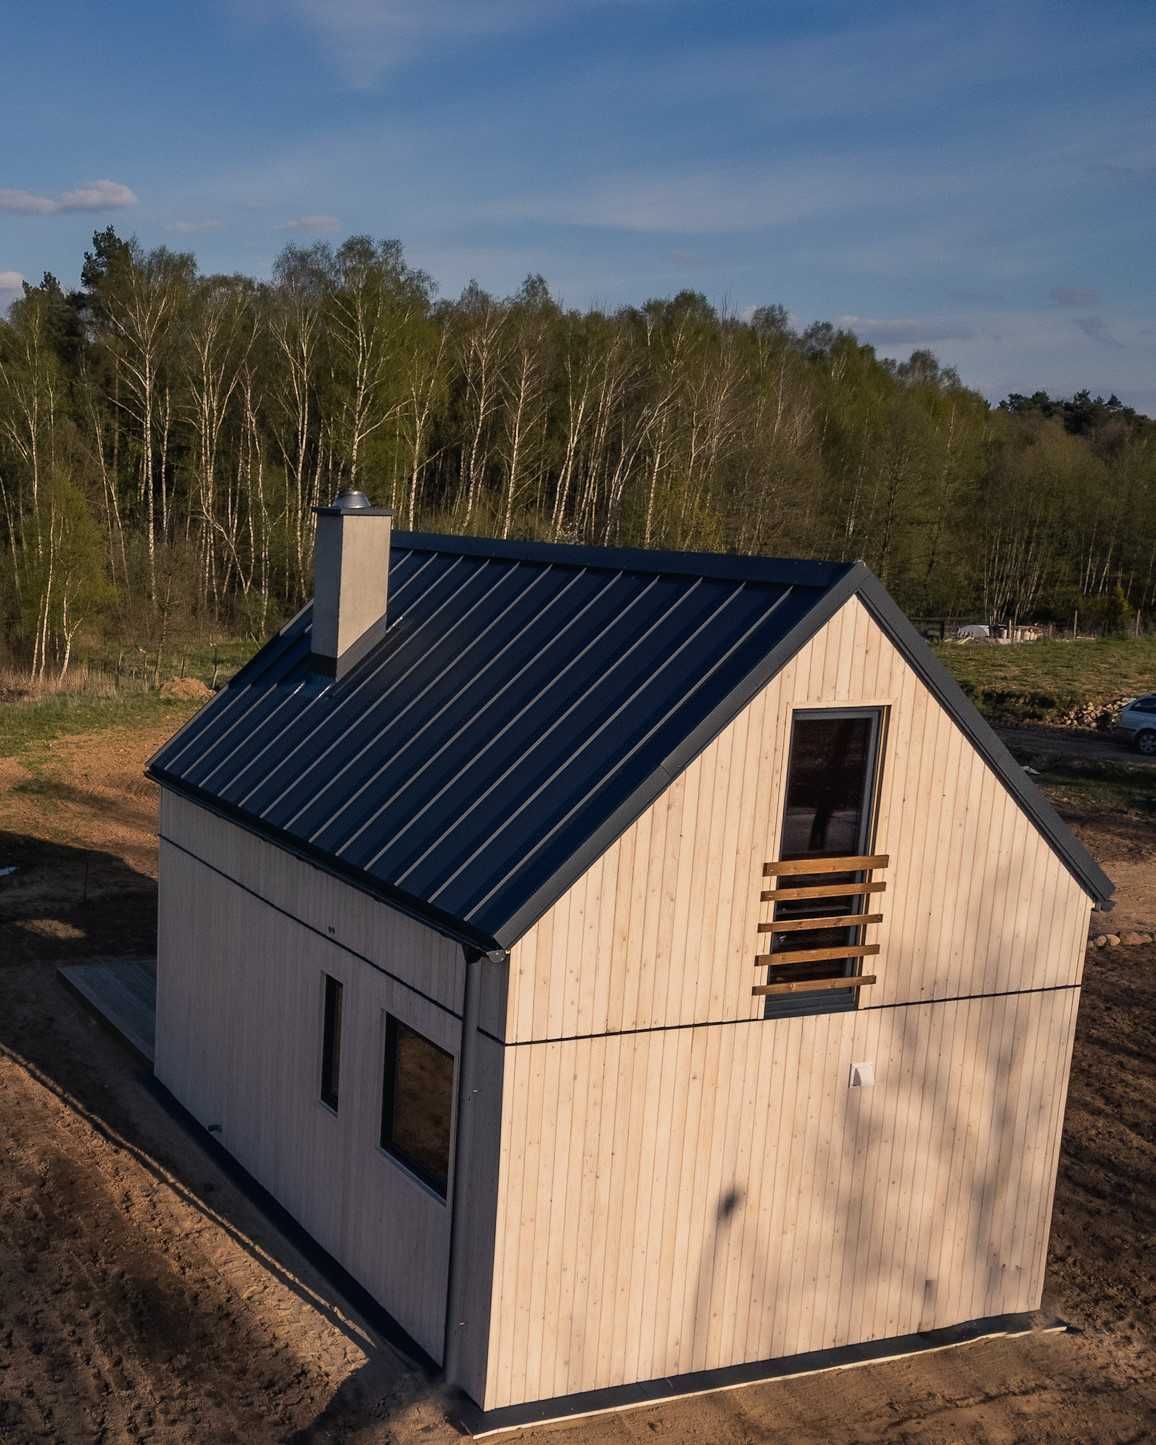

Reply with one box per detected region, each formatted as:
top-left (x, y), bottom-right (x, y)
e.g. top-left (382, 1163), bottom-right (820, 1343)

top-left (1, 227), bottom-right (1153, 677)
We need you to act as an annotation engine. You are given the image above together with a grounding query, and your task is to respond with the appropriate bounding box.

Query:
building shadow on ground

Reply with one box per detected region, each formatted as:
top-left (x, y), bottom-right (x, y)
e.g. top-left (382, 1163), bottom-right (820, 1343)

top-left (0, 835), bottom-right (436, 1443)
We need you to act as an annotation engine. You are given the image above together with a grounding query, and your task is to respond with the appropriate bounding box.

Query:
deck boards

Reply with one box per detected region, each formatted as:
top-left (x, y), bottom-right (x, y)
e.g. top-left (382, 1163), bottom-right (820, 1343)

top-left (58, 958), bottom-right (157, 1062)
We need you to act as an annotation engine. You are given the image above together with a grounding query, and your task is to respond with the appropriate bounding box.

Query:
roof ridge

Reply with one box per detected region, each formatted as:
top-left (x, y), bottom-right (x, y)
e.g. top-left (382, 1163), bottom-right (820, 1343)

top-left (393, 530), bottom-right (856, 589)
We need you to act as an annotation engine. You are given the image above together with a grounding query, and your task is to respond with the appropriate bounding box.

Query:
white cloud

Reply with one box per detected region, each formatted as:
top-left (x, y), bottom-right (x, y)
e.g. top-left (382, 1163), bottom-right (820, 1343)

top-left (284, 213), bottom-right (340, 232)
top-left (0, 270), bottom-right (25, 309)
top-left (166, 218), bottom-right (223, 234)
top-left (0, 179), bottom-right (138, 215)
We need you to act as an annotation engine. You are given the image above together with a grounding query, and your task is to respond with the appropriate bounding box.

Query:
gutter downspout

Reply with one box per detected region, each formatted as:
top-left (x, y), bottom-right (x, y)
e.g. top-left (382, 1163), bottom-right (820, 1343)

top-left (442, 942), bottom-right (503, 1393)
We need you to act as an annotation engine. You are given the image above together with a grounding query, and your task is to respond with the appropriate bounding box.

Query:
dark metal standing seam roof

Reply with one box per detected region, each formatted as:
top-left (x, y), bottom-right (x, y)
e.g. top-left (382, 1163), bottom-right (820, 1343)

top-left (149, 532), bottom-right (1113, 954)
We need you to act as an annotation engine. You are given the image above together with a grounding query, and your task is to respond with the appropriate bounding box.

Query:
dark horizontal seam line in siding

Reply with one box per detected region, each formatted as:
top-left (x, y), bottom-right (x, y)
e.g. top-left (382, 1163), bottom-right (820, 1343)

top-left (482, 980), bottom-right (1083, 1047)
top-left (158, 832), bottom-right (464, 1022)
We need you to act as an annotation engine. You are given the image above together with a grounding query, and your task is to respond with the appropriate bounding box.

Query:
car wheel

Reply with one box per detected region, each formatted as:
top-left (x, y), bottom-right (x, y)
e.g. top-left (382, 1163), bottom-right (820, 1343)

top-left (1137, 729), bottom-right (1156, 756)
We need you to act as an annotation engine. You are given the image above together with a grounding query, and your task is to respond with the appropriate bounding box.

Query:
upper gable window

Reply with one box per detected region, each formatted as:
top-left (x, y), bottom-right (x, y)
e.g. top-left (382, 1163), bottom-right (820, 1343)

top-left (763, 709), bottom-right (885, 1018)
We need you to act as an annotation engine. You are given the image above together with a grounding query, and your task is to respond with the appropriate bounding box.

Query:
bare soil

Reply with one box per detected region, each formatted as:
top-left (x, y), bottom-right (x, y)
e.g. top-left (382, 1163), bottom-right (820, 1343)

top-left (0, 720), bottom-right (1153, 1443)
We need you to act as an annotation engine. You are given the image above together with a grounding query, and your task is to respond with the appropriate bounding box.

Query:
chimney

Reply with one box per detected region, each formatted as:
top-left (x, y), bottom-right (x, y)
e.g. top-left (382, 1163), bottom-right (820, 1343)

top-left (311, 488), bottom-right (394, 677)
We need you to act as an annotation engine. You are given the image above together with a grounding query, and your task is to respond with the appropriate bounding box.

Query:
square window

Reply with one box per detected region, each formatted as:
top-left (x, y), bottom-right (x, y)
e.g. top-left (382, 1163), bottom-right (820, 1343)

top-left (380, 1016), bottom-right (454, 1198)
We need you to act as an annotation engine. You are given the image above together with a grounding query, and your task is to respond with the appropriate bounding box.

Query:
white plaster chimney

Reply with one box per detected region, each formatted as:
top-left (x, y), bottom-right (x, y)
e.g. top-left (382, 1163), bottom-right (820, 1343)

top-left (311, 488), bottom-right (394, 676)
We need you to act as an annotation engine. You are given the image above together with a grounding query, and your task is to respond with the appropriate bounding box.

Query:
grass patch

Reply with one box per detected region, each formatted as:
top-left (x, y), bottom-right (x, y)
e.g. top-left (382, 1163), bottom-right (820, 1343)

top-left (0, 693), bottom-right (200, 761)
top-left (1038, 770), bottom-right (1156, 821)
top-left (935, 635), bottom-right (1156, 724)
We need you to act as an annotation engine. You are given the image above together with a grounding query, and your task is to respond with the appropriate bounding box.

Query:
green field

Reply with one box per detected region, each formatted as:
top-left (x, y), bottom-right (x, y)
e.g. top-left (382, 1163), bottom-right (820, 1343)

top-left (934, 635), bottom-right (1156, 724)
top-left (2, 633), bottom-right (1154, 760)
top-left (0, 693), bottom-right (199, 762)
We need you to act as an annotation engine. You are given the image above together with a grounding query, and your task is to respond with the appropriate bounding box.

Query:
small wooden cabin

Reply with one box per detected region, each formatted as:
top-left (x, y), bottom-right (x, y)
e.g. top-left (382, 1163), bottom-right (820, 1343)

top-left (148, 493), bottom-right (1111, 1428)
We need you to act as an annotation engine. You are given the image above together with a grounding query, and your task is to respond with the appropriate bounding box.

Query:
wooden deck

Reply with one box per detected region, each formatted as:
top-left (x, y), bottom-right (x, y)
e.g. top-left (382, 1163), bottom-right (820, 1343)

top-left (58, 958), bottom-right (157, 1063)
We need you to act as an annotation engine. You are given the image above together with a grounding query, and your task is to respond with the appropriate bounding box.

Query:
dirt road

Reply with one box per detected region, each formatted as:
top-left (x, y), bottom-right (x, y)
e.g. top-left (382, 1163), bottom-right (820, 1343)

top-left (996, 721), bottom-right (1156, 768)
top-left (0, 720), bottom-right (1153, 1443)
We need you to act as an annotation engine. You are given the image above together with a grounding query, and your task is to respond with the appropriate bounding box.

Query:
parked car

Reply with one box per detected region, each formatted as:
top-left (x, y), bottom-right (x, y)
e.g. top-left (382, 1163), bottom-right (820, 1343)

top-left (1113, 694), bottom-right (1156, 754)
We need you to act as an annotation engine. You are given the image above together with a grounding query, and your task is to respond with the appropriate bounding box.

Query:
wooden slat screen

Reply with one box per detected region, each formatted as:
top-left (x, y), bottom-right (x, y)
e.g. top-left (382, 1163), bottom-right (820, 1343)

top-left (759, 913), bottom-right (883, 934)
top-left (761, 880), bottom-right (886, 903)
top-left (763, 853), bottom-right (888, 878)
top-left (753, 854), bottom-right (886, 1001)
top-left (753, 943), bottom-right (880, 966)
top-left (753, 974), bottom-right (877, 997)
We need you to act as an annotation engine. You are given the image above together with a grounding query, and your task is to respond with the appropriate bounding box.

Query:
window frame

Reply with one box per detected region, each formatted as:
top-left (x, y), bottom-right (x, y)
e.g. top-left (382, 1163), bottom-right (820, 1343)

top-left (379, 1012), bottom-right (456, 1201)
top-left (319, 972), bottom-right (343, 1113)
top-left (763, 705), bottom-right (887, 1021)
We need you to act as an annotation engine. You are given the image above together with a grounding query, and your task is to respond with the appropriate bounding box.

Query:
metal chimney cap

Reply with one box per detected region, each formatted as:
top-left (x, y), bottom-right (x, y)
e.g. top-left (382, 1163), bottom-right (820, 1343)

top-left (334, 487), bottom-right (372, 510)
top-left (313, 488), bottom-right (394, 518)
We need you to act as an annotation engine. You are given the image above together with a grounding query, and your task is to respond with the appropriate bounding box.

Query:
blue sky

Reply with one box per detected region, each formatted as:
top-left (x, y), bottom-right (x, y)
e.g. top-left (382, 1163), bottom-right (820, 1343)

top-left (3, 0), bottom-right (1154, 410)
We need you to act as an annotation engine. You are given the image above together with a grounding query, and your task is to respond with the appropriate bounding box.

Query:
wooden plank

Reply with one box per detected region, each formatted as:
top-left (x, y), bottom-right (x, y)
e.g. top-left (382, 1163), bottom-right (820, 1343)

top-left (754, 943), bottom-right (880, 966)
top-left (763, 853), bottom-right (889, 877)
top-left (752, 974), bottom-right (877, 997)
top-left (758, 913), bottom-right (883, 934)
top-left (59, 962), bottom-right (157, 1062)
top-left (761, 880), bottom-right (887, 902)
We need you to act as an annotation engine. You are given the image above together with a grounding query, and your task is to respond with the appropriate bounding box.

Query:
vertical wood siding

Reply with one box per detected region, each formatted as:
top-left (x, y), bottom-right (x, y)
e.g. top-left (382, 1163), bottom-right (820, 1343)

top-left (478, 595), bottom-right (1092, 1407)
top-left (482, 987), bottom-right (1079, 1407)
top-left (503, 596), bottom-right (1092, 1041)
top-left (155, 800), bottom-right (465, 1362)
top-left (161, 791), bottom-right (465, 1014)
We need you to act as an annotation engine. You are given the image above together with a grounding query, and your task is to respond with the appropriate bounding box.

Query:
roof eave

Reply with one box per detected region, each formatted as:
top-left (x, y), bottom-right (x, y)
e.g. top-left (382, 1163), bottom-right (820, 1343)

top-left (489, 561), bottom-right (867, 949)
top-left (494, 560), bottom-right (1113, 946)
top-left (851, 572), bottom-right (1115, 911)
top-left (150, 771), bottom-right (508, 959)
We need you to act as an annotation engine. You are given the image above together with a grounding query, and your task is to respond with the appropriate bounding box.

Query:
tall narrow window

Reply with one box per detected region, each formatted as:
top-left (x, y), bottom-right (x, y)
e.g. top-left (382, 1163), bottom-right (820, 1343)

top-left (380, 1015), bottom-right (454, 1198)
top-left (320, 974), bottom-right (343, 1111)
top-left (764, 709), bottom-right (883, 1017)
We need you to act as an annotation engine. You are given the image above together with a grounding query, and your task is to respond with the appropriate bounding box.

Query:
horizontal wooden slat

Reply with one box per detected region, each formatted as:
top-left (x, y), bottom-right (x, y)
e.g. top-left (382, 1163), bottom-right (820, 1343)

top-left (752, 974), bottom-right (877, 997)
top-left (761, 880), bottom-right (887, 903)
top-left (763, 854), bottom-right (889, 878)
top-left (758, 913), bottom-right (883, 934)
top-left (754, 943), bottom-right (880, 967)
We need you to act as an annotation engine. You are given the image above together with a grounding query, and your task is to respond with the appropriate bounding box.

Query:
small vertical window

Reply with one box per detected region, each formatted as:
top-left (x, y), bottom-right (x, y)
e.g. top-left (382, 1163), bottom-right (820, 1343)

top-left (320, 974), bottom-right (343, 1111)
top-left (380, 1015), bottom-right (454, 1198)
top-left (764, 709), bottom-right (884, 1018)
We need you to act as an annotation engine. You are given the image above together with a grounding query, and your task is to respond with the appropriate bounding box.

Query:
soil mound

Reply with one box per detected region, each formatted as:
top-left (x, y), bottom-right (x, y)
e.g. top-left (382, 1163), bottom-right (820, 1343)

top-left (158, 676), bottom-right (212, 701)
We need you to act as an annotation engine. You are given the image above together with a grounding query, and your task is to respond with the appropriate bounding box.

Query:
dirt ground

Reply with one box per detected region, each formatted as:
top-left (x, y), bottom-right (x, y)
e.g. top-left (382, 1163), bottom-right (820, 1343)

top-left (996, 721), bottom-right (1156, 771)
top-left (0, 720), bottom-right (1153, 1444)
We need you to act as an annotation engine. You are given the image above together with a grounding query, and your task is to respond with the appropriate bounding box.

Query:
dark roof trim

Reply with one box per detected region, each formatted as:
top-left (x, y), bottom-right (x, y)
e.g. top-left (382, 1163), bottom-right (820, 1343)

top-left (395, 531), bottom-right (851, 590)
top-left (490, 563), bottom-right (865, 946)
top-left (152, 546), bottom-right (1111, 957)
top-left (852, 571), bottom-right (1114, 909)
top-left (151, 775), bottom-right (508, 959)
top-left (494, 559), bottom-right (1112, 941)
